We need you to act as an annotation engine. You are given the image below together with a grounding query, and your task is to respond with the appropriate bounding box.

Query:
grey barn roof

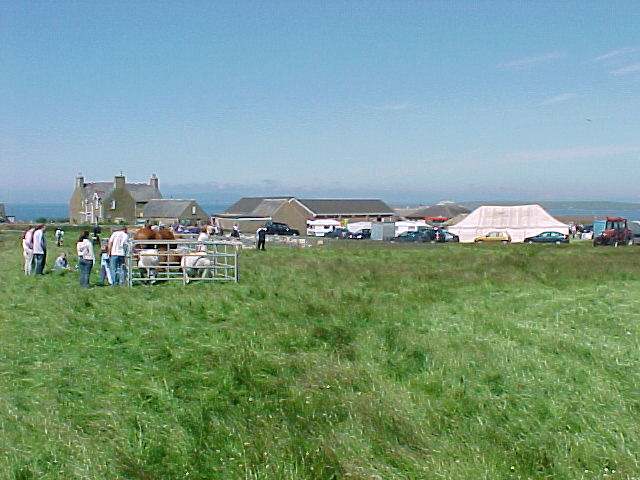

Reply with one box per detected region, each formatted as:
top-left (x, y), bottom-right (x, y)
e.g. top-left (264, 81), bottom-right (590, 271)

top-left (298, 199), bottom-right (394, 216)
top-left (144, 199), bottom-right (197, 218)
top-left (397, 203), bottom-right (470, 219)
top-left (223, 197), bottom-right (394, 217)
top-left (223, 197), bottom-right (293, 216)
top-left (252, 199), bottom-right (289, 217)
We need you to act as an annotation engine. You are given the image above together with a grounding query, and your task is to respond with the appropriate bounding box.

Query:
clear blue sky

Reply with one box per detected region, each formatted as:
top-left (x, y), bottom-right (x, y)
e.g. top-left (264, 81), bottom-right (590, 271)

top-left (2, 1), bottom-right (640, 203)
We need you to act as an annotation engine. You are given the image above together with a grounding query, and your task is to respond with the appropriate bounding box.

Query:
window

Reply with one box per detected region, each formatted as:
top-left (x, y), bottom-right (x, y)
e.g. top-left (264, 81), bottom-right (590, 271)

top-left (111, 200), bottom-right (116, 210)
top-left (191, 206), bottom-right (196, 215)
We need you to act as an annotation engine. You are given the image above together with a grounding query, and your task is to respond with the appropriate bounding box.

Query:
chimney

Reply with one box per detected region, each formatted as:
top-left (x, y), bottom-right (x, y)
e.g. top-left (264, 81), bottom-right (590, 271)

top-left (114, 172), bottom-right (125, 190)
top-left (150, 173), bottom-right (159, 190)
top-left (75, 173), bottom-right (84, 189)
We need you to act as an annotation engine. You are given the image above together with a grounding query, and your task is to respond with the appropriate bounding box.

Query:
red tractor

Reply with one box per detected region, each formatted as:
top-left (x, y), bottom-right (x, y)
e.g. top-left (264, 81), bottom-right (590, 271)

top-left (593, 217), bottom-right (633, 247)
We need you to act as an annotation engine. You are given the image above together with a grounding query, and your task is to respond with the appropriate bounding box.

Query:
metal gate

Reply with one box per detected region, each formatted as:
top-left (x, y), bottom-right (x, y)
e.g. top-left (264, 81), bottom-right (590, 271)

top-left (126, 239), bottom-right (239, 286)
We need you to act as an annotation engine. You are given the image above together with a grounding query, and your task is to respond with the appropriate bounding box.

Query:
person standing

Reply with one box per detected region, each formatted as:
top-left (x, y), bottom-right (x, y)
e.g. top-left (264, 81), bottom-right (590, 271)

top-left (55, 227), bottom-right (64, 246)
top-left (231, 224), bottom-right (240, 238)
top-left (197, 226), bottom-right (210, 252)
top-left (22, 227), bottom-right (35, 275)
top-left (98, 244), bottom-right (112, 286)
top-left (256, 226), bottom-right (267, 251)
top-left (32, 225), bottom-right (47, 275)
top-left (108, 226), bottom-right (129, 286)
top-left (76, 231), bottom-right (95, 288)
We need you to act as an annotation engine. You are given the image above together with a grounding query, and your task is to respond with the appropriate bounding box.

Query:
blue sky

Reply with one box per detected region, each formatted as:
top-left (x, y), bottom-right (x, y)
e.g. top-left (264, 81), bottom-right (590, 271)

top-left (2, 1), bottom-right (640, 203)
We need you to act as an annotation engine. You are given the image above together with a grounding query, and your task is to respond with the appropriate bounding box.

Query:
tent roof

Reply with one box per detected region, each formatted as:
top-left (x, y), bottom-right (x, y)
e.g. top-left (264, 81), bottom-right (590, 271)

top-left (452, 204), bottom-right (568, 230)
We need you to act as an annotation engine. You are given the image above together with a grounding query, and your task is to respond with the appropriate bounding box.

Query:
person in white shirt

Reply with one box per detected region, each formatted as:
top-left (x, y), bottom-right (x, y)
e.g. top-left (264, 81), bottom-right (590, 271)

top-left (22, 226), bottom-right (35, 275)
top-left (32, 225), bottom-right (47, 275)
top-left (53, 252), bottom-right (72, 274)
top-left (107, 227), bottom-right (129, 286)
top-left (197, 227), bottom-right (209, 252)
top-left (55, 227), bottom-right (64, 246)
top-left (76, 230), bottom-right (95, 288)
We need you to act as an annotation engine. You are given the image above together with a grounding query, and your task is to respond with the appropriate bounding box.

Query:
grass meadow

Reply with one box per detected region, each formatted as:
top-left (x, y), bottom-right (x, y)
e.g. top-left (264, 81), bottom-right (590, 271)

top-left (1, 228), bottom-right (639, 479)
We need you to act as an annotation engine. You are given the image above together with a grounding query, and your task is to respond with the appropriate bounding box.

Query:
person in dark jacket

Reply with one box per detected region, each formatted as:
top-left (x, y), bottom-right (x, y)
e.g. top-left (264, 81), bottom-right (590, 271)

top-left (256, 226), bottom-right (267, 251)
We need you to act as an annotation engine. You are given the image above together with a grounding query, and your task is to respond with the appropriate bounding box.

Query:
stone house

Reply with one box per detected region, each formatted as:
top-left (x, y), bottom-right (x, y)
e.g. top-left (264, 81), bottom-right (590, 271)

top-left (69, 173), bottom-right (162, 224)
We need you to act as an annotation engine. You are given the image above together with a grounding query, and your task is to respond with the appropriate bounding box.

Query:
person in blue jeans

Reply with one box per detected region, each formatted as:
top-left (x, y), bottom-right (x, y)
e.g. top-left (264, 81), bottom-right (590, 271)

top-left (108, 227), bottom-right (129, 286)
top-left (32, 224), bottom-right (47, 275)
top-left (76, 231), bottom-right (95, 288)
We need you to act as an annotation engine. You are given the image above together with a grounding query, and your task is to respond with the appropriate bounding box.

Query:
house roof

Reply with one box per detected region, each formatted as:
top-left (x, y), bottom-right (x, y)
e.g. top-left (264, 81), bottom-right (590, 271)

top-left (298, 199), bottom-right (394, 216)
top-left (222, 197), bottom-right (394, 217)
top-left (81, 182), bottom-right (162, 203)
top-left (252, 199), bottom-right (289, 217)
top-left (143, 199), bottom-right (199, 218)
top-left (405, 203), bottom-right (470, 219)
top-left (223, 197), bottom-right (293, 216)
top-left (127, 184), bottom-right (162, 202)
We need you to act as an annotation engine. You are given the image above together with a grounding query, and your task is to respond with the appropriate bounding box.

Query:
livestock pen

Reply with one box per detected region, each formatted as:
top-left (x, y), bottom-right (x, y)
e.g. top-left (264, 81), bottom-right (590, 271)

top-left (126, 238), bottom-right (239, 285)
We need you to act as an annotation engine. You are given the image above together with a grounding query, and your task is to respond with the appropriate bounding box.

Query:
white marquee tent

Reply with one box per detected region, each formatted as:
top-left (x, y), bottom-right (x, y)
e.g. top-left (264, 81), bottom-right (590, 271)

top-left (448, 204), bottom-right (569, 243)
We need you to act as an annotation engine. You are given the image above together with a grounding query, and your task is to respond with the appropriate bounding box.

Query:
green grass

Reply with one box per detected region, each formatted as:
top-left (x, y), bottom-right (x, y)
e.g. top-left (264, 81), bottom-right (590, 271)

top-left (1, 229), bottom-right (640, 479)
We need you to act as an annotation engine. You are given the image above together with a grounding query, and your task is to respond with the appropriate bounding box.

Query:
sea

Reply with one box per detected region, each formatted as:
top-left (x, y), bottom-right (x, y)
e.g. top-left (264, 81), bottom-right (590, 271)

top-left (5, 201), bottom-right (640, 222)
top-left (6, 203), bottom-right (231, 222)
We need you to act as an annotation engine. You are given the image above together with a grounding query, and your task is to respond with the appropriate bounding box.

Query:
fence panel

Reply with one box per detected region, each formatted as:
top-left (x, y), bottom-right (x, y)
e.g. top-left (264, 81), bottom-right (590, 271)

top-left (126, 239), bottom-right (239, 286)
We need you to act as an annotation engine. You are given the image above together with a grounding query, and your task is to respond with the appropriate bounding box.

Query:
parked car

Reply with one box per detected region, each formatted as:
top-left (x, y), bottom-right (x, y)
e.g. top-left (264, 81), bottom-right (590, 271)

top-left (347, 228), bottom-right (371, 240)
top-left (524, 231), bottom-right (569, 244)
top-left (437, 229), bottom-right (459, 243)
top-left (265, 222), bottom-right (299, 236)
top-left (628, 221), bottom-right (640, 245)
top-left (394, 230), bottom-right (429, 243)
top-left (593, 217), bottom-right (633, 246)
top-left (474, 231), bottom-right (511, 244)
top-left (324, 227), bottom-right (348, 239)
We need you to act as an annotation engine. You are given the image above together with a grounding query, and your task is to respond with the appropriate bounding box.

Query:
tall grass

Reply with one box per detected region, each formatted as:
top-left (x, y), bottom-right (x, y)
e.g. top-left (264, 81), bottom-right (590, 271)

top-left (1, 229), bottom-right (639, 479)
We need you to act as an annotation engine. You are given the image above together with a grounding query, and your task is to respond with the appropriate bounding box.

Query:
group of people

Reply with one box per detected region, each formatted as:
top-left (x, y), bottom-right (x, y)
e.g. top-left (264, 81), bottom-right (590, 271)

top-left (22, 224), bottom-right (48, 275)
top-left (21, 225), bottom-right (130, 289)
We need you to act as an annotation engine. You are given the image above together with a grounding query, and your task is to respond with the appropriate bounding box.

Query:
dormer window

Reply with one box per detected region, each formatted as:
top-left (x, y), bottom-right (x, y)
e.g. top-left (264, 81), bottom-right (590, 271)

top-left (111, 200), bottom-right (116, 210)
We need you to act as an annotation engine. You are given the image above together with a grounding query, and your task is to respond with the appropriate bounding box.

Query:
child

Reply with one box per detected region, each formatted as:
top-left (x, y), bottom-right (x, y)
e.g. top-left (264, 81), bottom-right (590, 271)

top-left (99, 245), bottom-right (113, 286)
top-left (53, 252), bottom-right (71, 274)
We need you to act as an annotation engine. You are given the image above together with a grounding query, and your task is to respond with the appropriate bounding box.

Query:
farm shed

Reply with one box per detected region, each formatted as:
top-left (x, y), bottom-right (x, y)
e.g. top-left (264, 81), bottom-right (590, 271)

top-left (218, 197), bottom-right (394, 233)
top-left (448, 204), bottom-right (569, 243)
top-left (142, 199), bottom-right (208, 226)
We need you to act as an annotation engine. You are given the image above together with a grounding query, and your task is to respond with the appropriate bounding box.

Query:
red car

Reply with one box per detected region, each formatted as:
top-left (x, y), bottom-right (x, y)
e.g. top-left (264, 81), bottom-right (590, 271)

top-left (593, 217), bottom-right (633, 246)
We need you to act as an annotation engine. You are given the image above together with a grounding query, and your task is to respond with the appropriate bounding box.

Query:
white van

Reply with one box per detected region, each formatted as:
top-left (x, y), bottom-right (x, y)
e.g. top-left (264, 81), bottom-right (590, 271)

top-left (306, 219), bottom-right (342, 237)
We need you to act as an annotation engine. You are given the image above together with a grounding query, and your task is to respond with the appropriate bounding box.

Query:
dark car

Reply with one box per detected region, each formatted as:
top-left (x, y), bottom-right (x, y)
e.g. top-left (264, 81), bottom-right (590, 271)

top-left (524, 231), bottom-right (569, 244)
top-left (265, 222), bottom-right (299, 236)
top-left (347, 228), bottom-right (371, 240)
top-left (394, 230), bottom-right (428, 242)
top-left (324, 227), bottom-right (348, 239)
top-left (441, 229), bottom-right (460, 243)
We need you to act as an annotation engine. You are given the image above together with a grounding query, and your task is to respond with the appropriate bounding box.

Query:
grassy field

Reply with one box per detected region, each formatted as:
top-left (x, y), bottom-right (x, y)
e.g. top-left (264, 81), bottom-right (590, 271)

top-left (1, 228), bottom-right (639, 479)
